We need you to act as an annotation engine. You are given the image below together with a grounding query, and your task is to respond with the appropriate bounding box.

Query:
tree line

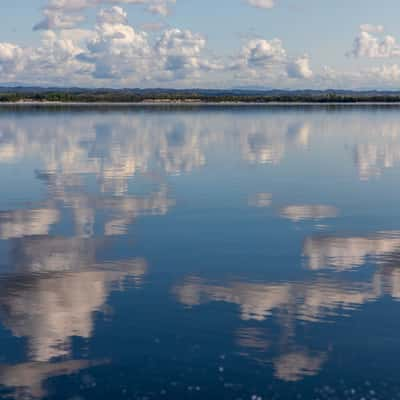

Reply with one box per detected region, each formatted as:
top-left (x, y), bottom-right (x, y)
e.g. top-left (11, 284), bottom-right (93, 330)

top-left (2, 91), bottom-right (400, 103)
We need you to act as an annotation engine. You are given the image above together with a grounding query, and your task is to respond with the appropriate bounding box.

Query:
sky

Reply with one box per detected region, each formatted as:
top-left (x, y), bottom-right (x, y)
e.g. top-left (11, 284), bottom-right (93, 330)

top-left (1, 0), bottom-right (400, 89)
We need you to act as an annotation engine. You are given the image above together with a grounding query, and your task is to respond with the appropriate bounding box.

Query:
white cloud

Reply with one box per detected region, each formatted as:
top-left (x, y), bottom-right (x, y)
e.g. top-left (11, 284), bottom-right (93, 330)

top-left (97, 5), bottom-right (128, 24)
top-left (368, 63), bottom-right (400, 80)
top-left (246, 0), bottom-right (275, 9)
top-left (35, 0), bottom-right (278, 28)
top-left (0, 43), bottom-right (24, 76)
top-left (6, 9), bottom-right (400, 89)
top-left (231, 38), bottom-right (287, 81)
top-left (34, 0), bottom-right (177, 31)
top-left (359, 24), bottom-right (384, 33)
top-left (316, 63), bottom-right (400, 89)
top-left (242, 39), bottom-right (287, 67)
top-left (154, 28), bottom-right (221, 80)
top-left (34, 11), bottom-right (85, 31)
top-left (65, 7), bottom-right (217, 84)
top-left (287, 55), bottom-right (313, 79)
top-left (32, 31), bottom-right (87, 79)
top-left (8, 5), bottom-right (220, 86)
top-left (0, 31), bottom-right (91, 84)
top-left (232, 39), bottom-right (313, 83)
top-left (0, 20), bottom-right (316, 87)
top-left (80, 7), bottom-right (151, 80)
top-left (349, 26), bottom-right (400, 58)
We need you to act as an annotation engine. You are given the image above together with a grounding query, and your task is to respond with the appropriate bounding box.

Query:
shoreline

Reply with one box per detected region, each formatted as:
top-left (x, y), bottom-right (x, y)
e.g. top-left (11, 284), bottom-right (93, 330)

top-left (2, 101), bottom-right (400, 107)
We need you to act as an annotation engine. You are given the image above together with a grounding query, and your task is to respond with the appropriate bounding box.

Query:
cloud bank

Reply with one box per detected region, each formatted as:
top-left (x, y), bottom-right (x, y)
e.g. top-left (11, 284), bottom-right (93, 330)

top-left (1, 6), bottom-right (400, 89)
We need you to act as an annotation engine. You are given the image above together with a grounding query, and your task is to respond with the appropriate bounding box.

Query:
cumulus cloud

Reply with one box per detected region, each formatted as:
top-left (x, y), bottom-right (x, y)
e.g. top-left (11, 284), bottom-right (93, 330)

top-left (81, 6), bottom-right (151, 79)
top-left (34, 0), bottom-right (177, 31)
top-left (246, 0), bottom-right (275, 9)
top-left (363, 63), bottom-right (400, 83)
top-left (0, 6), bottom-right (222, 86)
top-left (76, 8), bottom-right (219, 82)
top-left (311, 62), bottom-right (400, 91)
top-left (9, 7), bottom-right (400, 89)
top-left (0, 43), bottom-right (24, 76)
top-left (34, 11), bottom-right (85, 31)
top-left (154, 28), bottom-right (221, 80)
top-left (242, 38), bottom-right (287, 67)
top-left (348, 25), bottom-right (400, 58)
top-left (97, 5), bottom-right (128, 24)
top-left (232, 38), bottom-right (313, 83)
top-left (287, 55), bottom-right (313, 79)
top-left (0, 18), bottom-right (318, 87)
top-left (32, 31), bottom-right (88, 81)
top-left (34, 0), bottom-right (277, 29)
top-left (0, 31), bottom-right (88, 84)
top-left (360, 24), bottom-right (384, 33)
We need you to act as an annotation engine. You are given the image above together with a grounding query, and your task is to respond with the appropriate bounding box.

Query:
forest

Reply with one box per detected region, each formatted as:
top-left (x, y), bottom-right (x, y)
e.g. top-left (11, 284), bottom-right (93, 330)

top-left (2, 89), bottom-right (400, 103)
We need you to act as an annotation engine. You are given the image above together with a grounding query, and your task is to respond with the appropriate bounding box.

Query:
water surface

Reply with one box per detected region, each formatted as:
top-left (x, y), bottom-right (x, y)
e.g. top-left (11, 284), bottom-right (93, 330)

top-left (0, 106), bottom-right (400, 399)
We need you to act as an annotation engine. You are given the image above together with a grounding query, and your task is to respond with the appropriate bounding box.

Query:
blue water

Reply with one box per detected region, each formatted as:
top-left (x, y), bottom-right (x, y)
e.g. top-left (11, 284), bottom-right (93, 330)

top-left (0, 105), bottom-right (400, 399)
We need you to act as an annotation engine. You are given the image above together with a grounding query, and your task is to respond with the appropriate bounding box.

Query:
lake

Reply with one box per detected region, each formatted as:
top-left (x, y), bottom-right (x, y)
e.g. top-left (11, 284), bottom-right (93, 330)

top-left (0, 105), bottom-right (399, 399)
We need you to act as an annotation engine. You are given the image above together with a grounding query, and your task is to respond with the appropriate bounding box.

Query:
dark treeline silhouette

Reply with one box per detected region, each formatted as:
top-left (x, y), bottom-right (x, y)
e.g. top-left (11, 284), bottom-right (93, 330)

top-left (2, 89), bottom-right (400, 103)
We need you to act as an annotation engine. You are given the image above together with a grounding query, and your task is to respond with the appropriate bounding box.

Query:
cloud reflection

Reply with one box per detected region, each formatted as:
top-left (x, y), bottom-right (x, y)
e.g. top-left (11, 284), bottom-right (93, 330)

top-left (0, 359), bottom-right (106, 400)
top-left (0, 113), bottom-right (314, 181)
top-left (354, 143), bottom-right (400, 181)
top-left (174, 276), bottom-right (378, 323)
top-left (175, 227), bottom-right (400, 382)
top-left (280, 205), bottom-right (338, 222)
top-left (273, 350), bottom-right (326, 382)
top-left (0, 113), bottom-right (177, 394)
top-left (0, 237), bottom-right (147, 362)
top-left (248, 193), bottom-right (273, 208)
top-left (236, 328), bottom-right (326, 382)
top-left (240, 121), bottom-right (311, 165)
top-left (0, 206), bottom-right (59, 240)
top-left (3, 110), bottom-right (400, 183)
top-left (173, 255), bottom-right (396, 382)
top-left (303, 231), bottom-right (400, 271)
top-left (2, 110), bottom-right (400, 392)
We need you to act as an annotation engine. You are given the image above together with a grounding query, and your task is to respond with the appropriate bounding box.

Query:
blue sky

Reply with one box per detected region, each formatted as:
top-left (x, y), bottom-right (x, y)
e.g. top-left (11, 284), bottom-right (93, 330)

top-left (1, 0), bottom-right (400, 89)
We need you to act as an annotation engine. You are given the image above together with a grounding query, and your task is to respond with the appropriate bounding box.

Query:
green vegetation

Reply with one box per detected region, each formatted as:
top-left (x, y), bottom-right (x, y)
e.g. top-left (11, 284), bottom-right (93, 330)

top-left (2, 90), bottom-right (400, 103)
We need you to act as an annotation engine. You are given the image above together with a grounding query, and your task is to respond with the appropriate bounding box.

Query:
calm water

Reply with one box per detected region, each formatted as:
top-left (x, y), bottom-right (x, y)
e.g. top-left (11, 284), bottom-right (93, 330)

top-left (0, 105), bottom-right (400, 399)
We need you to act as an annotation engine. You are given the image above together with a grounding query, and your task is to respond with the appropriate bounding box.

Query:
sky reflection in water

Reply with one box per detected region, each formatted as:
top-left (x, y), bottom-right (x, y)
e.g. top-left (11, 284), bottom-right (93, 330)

top-left (0, 106), bottom-right (400, 399)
